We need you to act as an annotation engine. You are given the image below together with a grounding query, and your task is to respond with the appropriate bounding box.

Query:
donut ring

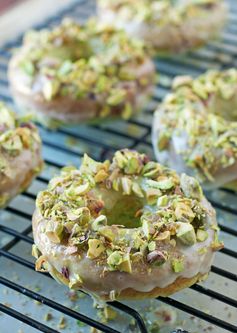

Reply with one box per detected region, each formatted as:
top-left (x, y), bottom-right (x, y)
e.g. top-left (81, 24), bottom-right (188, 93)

top-left (152, 69), bottom-right (237, 189)
top-left (98, 0), bottom-right (227, 54)
top-left (0, 102), bottom-right (43, 208)
top-left (32, 149), bottom-right (222, 301)
top-left (8, 19), bottom-right (155, 128)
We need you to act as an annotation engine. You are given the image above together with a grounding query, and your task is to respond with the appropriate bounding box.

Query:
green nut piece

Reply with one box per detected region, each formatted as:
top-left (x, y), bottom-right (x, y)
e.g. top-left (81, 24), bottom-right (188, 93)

top-left (171, 258), bottom-right (184, 273)
top-left (69, 274), bottom-right (83, 289)
top-left (197, 229), bottom-right (209, 242)
top-left (91, 215), bottom-right (107, 231)
top-left (157, 195), bottom-right (168, 207)
top-left (118, 253), bottom-right (132, 273)
top-left (176, 222), bottom-right (196, 246)
top-left (146, 178), bottom-right (174, 190)
top-left (148, 241), bottom-right (156, 252)
top-left (45, 221), bottom-right (64, 244)
top-left (87, 239), bottom-right (105, 259)
top-left (107, 251), bottom-right (123, 268)
top-left (107, 251), bottom-right (132, 273)
top-left (99, 226), bottom-right (115, 242)
top-left (180, 173), bottom-right (203, 200)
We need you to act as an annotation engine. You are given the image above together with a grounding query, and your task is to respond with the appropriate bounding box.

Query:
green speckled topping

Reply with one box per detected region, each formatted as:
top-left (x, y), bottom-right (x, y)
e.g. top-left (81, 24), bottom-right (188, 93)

top-left (0, 102), bottom-right (41, 158)
top-left (18, 19), bottom-right (153, 118)
top-left (0, 102), bottom-right (42, 207)
top-left (35, 149), bottom-right (222, 277)
top-left (99, 0), bottom-right (221, 24)
top-left (155, 69), bottom-right (237, 182)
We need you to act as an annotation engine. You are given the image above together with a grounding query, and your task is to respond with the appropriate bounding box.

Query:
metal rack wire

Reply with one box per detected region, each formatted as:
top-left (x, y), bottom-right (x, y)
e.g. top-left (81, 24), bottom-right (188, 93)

top-left (0, 0), bottom-right (237, 332)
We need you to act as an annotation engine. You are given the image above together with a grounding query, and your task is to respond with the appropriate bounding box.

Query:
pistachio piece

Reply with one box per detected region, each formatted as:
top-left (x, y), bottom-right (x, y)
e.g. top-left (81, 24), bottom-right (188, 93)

top-left (172, 75), bottom-right (192, 90)
top-left (171, 257), bottom-right (184, 273)
top-left (121, 177), bottom-right (132, 195)
top-left (114, 150), bottom-right (127, 169)
top-left (122, 103), bottom-right (133, 120)
top-left (94, 169), bottom-right (109, 183)
top-left (91, 215), bottom-right (107, 231)
top-left (20, 60), bottom-right (35, 76)
top-left (107, 89), bottom-right (126, 106)
top-left (157, 132), bottom-right (170, 151)
top-left (148, 241), bottom-right (156, 252)
top-left (180, 173), bottom-right (203, 200)
top-left (43, 79), bottom-right (60, 101)
top-left (32, 244), bottom-right (41, 259)
top-left (69, 274), bottom-right (83, 289)
top-left (175, 202), bottom-right (195, 222)
top-left (0, 104), bottom-right (16, 130)
top-left (147, 250), bottom-right (167, 266)
top-left (112, 178), bottom-right (120, 191)
top-left (124, 157), bottom-right (140, 175)
top-left (65, 182), bottom-right (90, 197)
top-left (146, 188), bottom-right (162, 205)
top-left (118, 253), bottom-right (132, 273)
top-left (141, 217), bottom-right (150, 238)
top-left (67, 207), bottom-right (90, 226)
top-left (132, 182), bottom-right (144, 198)
top-left (157, 195), bottom-right (168, 207)
top-left (176, 222), bottom-right (196, 246)
top-left (87, 239), bottom-right (105, 259)
top-left (45, 221), bottom-right (64, 243)
top-left (142, 161), bottom-right (160, 178)
top-left (1, 133), bottom-right (23, 154)
top-left (107, 251), bottom-right (123, 268)
top-left (196, 229), bottom-right (208, 242)
top-left (99, 226), bottom-right (115, 242)
top-left (155, 230), bottom-right (170, 242)
top-left (146, 178), bottom-right (174, 190)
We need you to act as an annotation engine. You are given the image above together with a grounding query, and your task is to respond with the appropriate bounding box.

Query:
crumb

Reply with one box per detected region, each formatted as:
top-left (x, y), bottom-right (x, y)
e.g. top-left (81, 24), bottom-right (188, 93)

top-left (77, 320), bottom-right (85, 327)
top-left (34, 285), bottom-right (41, 292)
top-left (68, 290), bottom-right (78, 302)
top-left (58, 316), bottom-right (67, 329)
top-left (90, 328), bottom-right (102, 333)
top-left (44, 312), bottom-right (53, 321)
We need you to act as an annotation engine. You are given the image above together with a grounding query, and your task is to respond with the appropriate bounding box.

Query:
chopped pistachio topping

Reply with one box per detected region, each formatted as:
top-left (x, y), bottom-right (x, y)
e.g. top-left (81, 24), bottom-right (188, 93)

top-left (155, 69), bottom-right (237, 183)
top-left (0, 101), bottom-right (42, 207)
top-left (36, 149), bottom-right (219, 276)
top-left (99, 0), bottom-right (220, 25)
top-left (17, 19), bottom-right (153, 119)
top-left (171, 257), bottom-right (184, 273)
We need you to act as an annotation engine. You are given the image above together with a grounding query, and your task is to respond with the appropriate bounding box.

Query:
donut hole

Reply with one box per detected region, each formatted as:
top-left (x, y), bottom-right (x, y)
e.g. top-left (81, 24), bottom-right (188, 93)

top-left (40, 41), bottom-right (92, 65)
top-left (99, 189), bottom-right (144, 229)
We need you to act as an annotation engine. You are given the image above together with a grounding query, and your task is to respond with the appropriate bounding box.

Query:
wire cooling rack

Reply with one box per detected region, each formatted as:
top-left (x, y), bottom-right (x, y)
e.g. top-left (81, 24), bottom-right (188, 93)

top-left (0, 0), bottom-right (237, 332)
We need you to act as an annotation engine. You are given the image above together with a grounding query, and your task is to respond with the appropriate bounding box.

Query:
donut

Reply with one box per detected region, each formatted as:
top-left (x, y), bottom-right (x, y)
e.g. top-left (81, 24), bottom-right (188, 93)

top-left (98, 0), bottom-right (228, 54)
top-left (0, 102), bottom-right (43, 208)
top-left (32, 149), bottom-right (223, 301)
top-left (8, 19), bottom-right (155, 128)
top-left (152, 68), bottom-right (237, 190)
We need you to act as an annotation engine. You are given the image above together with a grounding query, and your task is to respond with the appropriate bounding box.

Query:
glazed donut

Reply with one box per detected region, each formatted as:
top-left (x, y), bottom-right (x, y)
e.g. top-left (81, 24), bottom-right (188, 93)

top-left (0, 102), bottom-right (43, 208)
top-left (98, 0), bottom-right (227, 54)
top-left (8, 19), bottom-right (155, 128)
top-left (152, 68), bottom-right (237, 190)
top-left (32, 149), bottom-right (222, 301)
